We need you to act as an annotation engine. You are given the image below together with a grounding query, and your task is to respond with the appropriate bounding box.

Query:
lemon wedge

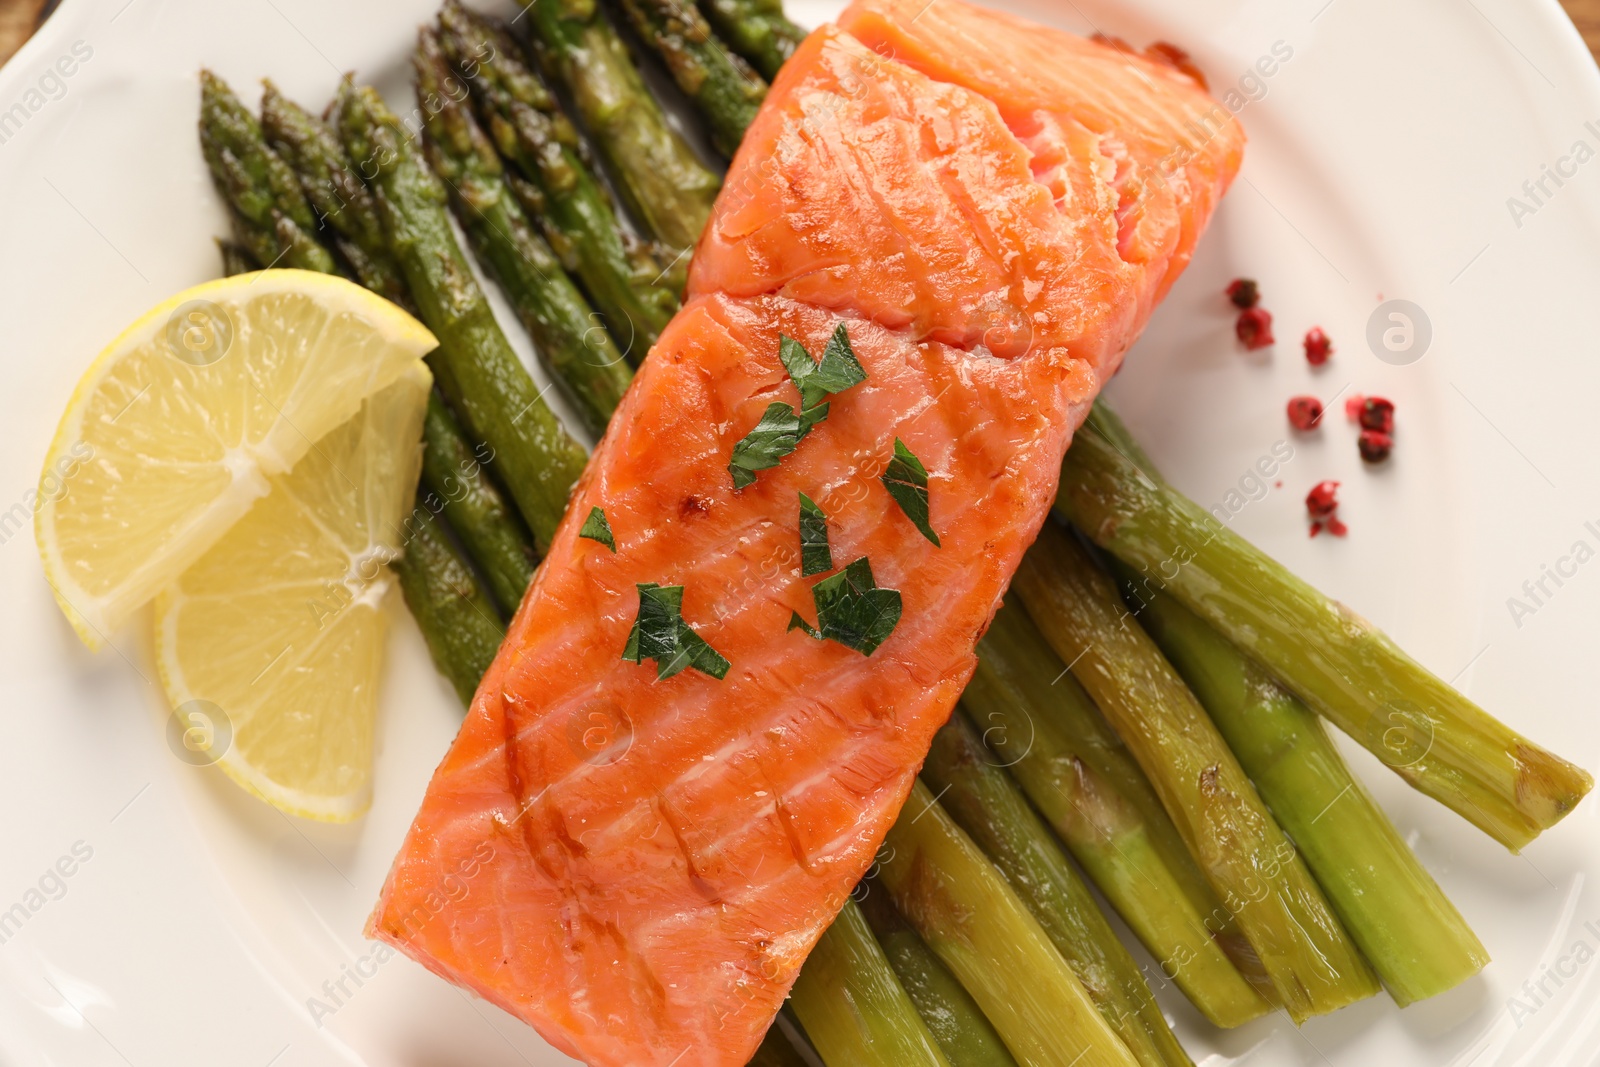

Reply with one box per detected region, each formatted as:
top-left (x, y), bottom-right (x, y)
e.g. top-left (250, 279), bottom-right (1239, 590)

top-left (35, 270), bottom-right (436, 648)
top-left (153, 362), bottom-right (432, 821)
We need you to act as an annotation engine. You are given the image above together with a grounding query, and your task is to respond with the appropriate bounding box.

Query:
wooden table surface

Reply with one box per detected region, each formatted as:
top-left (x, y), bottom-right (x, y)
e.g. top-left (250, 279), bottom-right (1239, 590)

top-left (1567, 0), bottom-right (1600, 57)
top-left (1, 0), bottom-right (1599, 65)
top-left (0, 0), bottom-right (45, 66)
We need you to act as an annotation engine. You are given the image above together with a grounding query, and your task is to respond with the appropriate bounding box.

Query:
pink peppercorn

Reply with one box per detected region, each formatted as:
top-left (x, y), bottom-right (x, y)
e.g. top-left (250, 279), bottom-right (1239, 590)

top-left (1306, 480), bottom-right (1348, 537)
top-left (1306, 480), bottom-right (1340, 520)
top-left (1236, 307), bottom-right (1274, 349)
top-left (1358, 430), bottom-right (1393, 463)
top-left (1359, 397), bottom-right (1395, 435)
top-left (1287, 395), bottom-right (1323, 431)
top-left (1303, 327), bottom-right (1332, 366)
top-left (1226, 278), bottom-right (1259, 308)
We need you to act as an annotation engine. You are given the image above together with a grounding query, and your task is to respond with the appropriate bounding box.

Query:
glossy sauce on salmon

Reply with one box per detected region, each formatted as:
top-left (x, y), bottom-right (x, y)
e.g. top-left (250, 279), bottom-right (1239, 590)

top-left (369, 4), bottom-right (1243, 1063)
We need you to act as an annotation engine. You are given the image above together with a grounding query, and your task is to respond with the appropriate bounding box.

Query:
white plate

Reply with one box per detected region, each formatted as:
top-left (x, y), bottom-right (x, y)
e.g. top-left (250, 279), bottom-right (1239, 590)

top-left (1, 0), bottom-right (1598, 1063)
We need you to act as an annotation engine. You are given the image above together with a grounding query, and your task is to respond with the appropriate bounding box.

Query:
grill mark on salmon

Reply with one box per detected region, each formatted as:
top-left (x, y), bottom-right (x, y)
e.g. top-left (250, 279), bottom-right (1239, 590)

top-left (498, 690), bottom-right (550, 868)
top-left (368, 4), bottom-right (1244, 1064)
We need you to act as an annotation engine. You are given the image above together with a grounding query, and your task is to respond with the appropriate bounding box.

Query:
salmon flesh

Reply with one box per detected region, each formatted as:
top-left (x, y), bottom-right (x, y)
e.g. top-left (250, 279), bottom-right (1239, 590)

top-left (369, 2), bottom-right (1244, 1063)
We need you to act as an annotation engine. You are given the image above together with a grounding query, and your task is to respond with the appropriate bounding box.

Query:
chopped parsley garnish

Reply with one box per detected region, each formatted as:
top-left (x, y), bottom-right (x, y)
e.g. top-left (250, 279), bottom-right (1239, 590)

top-left (787, 612), bottom-right (821, 639)
top-left (623, 583), bottom-right (730, 680)
top-left (789, 557), bottom-right (902, 656)
top-left (798, 492), bottom-right (833, 576)
top-left (579, 506), bottom-right (615, 551)
top-left (728, 325), bottom-right (866, 489)
top-left (780, 324), bottom-right (866, 409)
top-left (728, 403), bottom-right (803, 489)
top-left (881, 438), bottom-right (940, 546)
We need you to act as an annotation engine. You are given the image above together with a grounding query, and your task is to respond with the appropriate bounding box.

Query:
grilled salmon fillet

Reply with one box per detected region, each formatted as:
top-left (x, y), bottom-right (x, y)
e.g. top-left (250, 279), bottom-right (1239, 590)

top-left (369, 3), bottom-right (1243, 1063)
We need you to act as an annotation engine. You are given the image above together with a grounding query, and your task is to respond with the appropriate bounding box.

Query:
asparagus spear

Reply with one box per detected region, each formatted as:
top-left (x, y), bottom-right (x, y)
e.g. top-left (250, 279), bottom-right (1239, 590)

top-left (216, 239), bottom-right (256, 278)
top-left (611, 0), bottom-right (767, 157)
top-left (1085, 402), bottom-right (1490, 1004)
top-left (788, 897), bottom-right (953, 1067)
top-left (879, 781), bottom-right (1140, 1067)
top-left (1124, 573), bottom-right (1490, 1006)
top-left (200, 70), bottom-right (337, 273)
top-left (260, 81), bottom-right (413, 310)
top-left (516, 0), bottom-right (722, 248)
top-left (855, 887), bottom-right (1019, 1067)
top-left (968, 602), bottom-right (1271, 1028)
top-left (697, 0), bottom-right (805, 80)
top-left (923, 711), bottom-right (1191, 1067)
top-left (333, 80), bottom-right (589, 552)
top-left (439, 1), bottom-right (678, 352)
top-left (416, 26), bottom-right (632, 439)
top-left (393, 504), bottom-right (507, 704)
top-left (978, 604), bottom-right (1224, 926)
top-left (1057, 405), bottom-right (1593, 851)
top-left (257, 82), bottom-right (539, 619)
top-left (1013, 523), bottom-right (1381, 1021)
top-left (420, 391), bottom-right (538, 616)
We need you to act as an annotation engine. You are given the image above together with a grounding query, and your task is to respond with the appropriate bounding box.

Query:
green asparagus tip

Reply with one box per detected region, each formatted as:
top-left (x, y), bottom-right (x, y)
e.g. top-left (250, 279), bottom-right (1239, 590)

top-left (416, 25), bottom-right (493, 171)
top-left (439, 0), bottom-right (560, 116)
top-left (200, 68), bottom-right (336, 274)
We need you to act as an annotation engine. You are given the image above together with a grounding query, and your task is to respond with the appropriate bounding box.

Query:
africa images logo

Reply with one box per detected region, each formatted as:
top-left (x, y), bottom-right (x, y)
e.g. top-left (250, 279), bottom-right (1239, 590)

top-left (0, 40), bottom-right (94, 147)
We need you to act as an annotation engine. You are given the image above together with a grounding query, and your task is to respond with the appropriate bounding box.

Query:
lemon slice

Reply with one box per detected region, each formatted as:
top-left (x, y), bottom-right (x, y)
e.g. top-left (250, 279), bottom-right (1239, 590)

top-left (153, 362), bottom-right (432, 821)
top-left (35, 270), bottom-right (436, 648)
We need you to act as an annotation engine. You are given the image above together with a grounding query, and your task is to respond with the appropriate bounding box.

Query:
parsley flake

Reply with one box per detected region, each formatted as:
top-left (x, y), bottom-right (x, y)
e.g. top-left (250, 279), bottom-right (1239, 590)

top-left (579, 506), bottom-right (615, 551)
top-left (790, 557), bottom-right (902, 656)
top-left (787, 611), bottom-right (820, 638)
top-left (882, 438), bottom-right (940, 546)
top-left (797, 400), bottom-right (830, 438)
top-left (779, 336), bottom-right (827, 410)
top-left (798, 493), bottom-right (834, 576)
top-left (780, 324), bottom-right (866, 409)
top-left (728, 326), bottom-right (867, 490)
top-left (622, 583), bottom-right (730, 680)
top-left (728, 402), bottom-right (803, 489)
